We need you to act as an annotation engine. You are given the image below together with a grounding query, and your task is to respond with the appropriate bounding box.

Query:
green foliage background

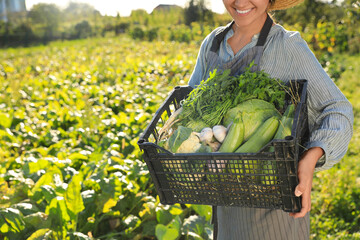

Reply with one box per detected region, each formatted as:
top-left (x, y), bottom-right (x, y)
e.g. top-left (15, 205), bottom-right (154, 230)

top-left (1, 0), bottom-right (359, 55)
top-left (1, 34), bottom-right (359, 240)
top-left (0, 1), bottom-right (359, 239)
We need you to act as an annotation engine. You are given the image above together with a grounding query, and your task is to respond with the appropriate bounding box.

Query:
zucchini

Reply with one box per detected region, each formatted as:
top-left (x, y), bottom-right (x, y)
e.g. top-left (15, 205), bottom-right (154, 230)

top-left (262, 105), bottom-right (295, 185)
top-left (230, 116), bottom-right (279, 177)
top-left (218, 112), bottom-right (244, 153)
top-left (273, 104), bottom-right (295, 140)
top-left (209, 112), bottom-right (244, 182)
top-left (268, 104), bottom-right (295, 153)
top-left (235, 116), bottom-right (279, 153)
top-left (262, 105), bottom-right (294, 185)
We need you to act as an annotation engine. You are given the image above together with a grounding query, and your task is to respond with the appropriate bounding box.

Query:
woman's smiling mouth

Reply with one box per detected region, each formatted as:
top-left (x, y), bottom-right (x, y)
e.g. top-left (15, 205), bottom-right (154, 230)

top-left (236, 8), bottom-right (252, 14)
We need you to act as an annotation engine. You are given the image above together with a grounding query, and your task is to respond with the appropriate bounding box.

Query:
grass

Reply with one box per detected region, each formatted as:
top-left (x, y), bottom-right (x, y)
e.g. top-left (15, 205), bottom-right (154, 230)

top-left (310, 54), bottom-right (360, 239)
top-left (0, 36), bottom-right (359, 239)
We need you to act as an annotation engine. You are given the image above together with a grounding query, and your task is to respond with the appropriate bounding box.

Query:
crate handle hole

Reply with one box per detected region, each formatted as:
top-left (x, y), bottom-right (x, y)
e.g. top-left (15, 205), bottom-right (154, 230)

top-left (285, 136), bottom-right (294, 141)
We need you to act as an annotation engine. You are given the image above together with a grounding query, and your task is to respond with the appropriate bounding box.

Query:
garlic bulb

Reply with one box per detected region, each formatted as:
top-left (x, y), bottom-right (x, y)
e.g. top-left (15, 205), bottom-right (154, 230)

top-left (212, 125), bottom-right (227, 143)
top-left (198, 127), bottom-right (213, 143)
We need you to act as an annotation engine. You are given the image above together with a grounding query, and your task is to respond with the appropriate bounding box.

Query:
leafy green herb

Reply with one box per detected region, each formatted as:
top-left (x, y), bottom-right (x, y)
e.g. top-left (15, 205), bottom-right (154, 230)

top-left (180, 63), bottom-right (288, 127)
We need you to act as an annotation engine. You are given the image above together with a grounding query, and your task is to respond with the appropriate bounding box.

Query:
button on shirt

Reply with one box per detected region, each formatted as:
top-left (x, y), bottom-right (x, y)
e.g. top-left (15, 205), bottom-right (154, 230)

top-left (188, 24), bottom-right (353, 172)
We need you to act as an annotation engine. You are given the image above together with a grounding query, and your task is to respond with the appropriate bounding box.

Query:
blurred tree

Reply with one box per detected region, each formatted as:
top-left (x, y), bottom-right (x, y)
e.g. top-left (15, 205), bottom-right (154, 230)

top-left (184, 0), bottom-right (200, 25)
top-left (63, 2), bottom-right (100, 22)
top-left (28, 3), bottom-right (61, 42)
top-left (184, 0), bottom-right (214, 28)
top-left (131, 26), bottom-right (145, 40)
top-left (0, 21), bottom-right (12, 47)
top-left (149, 5), bottom-right (184, 26)
top-left (146, 28), bottom-right (158, 41)
top-left (341, 0), bottom-right (360, 54)
top-left (115, 23), bottom-right (130, 35)
top-left (273, 0), bottom-right (344, 30)
top-left (130, 9), bottom-right (149, 26)
top-left (74, 20), bottom-right (92, 39)
top-left (341, 0), bottom-right (359, 26)
top-left (13, 23), bottom-right (34, 46)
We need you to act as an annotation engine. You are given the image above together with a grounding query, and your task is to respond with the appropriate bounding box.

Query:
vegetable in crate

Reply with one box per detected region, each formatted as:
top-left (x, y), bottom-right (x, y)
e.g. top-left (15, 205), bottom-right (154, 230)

top-left (185, 119), bottom-right (208, 132)
top-left (165, 126), bottom-right (209, 153)
top-left (195, 127), bottom-right (222, 152)
top-left (160, 126), bottom-right (211, 182)
top-left (273, 103), bottom-right (295, 140)
top-left (178, 66), bottom-right (287, 128)
top-left (205, 99), bottom-right (281, 175)
top-left (197, 127), bottom-right (213, 143)
top-left (227, 116), bottom-right (279, 178)
top-left (212, 125), bottom-right (227, 143)
top-left (158, 107), bottom-right (184, 141)
top-left (222, 99), bottom-right (281, 140)
top-left (157, 68), bottom-right (290, 184)
top-left (263, 104), bottom-right (296, 185)
top-left (218, 112), bottom-right (245, 153)
top-left (235, 116), bottom-right (280, 154)
top-left (206, 112), bottom-right (244, 178)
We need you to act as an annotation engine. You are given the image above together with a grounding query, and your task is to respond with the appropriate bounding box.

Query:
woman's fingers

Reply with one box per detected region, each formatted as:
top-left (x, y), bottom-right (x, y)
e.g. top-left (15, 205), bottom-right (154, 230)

top-left (289, 185), bottom-right (311, 218)
top-left (288, 147), bottom-right (324, 218)
top-left (294, 183), bottom-right (306, 197)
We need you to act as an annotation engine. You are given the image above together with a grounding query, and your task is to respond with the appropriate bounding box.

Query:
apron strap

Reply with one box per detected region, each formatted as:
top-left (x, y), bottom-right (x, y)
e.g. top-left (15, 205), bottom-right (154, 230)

top-left (210, 14), bottom-right (273, 52)
top-left (210, 21), bottom-right (235, 53)
top-left (256, 14), bottom-right (273, 47)
top-left (212, 205), bottom-right (218, 240)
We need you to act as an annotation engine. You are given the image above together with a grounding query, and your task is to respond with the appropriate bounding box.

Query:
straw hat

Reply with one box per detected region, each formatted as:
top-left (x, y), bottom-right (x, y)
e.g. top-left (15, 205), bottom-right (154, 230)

top-left (268, 0), bottom-right (304, 10)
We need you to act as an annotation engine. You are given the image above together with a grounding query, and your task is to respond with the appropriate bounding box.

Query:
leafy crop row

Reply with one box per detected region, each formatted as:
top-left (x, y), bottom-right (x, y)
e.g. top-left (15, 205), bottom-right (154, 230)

top-left (0, 36), bottom-right (359, 239)
top-left (310, 55), bottom-right (360, 239)
top-left (0, 37), bottom-right (213, 239)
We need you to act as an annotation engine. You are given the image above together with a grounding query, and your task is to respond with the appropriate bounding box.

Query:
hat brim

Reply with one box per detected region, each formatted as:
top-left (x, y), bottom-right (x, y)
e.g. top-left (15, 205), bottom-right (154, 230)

top-left (269, 0), bottom-right (304, 10)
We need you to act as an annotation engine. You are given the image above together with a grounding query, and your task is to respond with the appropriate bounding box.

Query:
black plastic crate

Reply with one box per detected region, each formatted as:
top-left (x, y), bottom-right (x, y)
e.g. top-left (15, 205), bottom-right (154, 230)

top-left (138, 80), bottom-right (309, 213)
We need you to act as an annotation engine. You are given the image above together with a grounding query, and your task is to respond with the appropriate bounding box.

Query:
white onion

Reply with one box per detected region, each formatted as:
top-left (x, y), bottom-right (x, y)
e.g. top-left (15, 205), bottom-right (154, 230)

top-left (212, 125), bottom-right (227, 143)
top-left (199, 127), bottom-right (213, 143)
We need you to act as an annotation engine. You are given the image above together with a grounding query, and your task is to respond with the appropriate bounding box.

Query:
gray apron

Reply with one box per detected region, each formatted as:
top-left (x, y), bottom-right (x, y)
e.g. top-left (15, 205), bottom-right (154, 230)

top-left (204, 14), bottom-right (271, 79)
top-left (207, 15), bottom-right (310, 240)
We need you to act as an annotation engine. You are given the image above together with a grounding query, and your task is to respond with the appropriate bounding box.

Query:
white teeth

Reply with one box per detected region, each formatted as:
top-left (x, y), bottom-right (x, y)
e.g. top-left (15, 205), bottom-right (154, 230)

top-left (236, 9), bottom-right (251, 14)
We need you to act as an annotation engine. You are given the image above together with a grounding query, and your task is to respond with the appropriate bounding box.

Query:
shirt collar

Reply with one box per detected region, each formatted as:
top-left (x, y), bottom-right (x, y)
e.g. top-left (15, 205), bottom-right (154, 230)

top-left (223, 24), bottom-right (281, 57)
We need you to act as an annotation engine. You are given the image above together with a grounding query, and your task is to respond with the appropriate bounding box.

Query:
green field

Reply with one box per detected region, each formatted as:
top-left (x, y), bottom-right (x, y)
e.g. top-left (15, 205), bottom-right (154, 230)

top-left (0, 36), bottom-right (359, 239)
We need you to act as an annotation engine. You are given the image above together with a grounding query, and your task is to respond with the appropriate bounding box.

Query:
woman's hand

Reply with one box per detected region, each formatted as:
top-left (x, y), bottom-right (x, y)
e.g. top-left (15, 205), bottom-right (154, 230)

top-left (289, 147), bottom-right (324, 218)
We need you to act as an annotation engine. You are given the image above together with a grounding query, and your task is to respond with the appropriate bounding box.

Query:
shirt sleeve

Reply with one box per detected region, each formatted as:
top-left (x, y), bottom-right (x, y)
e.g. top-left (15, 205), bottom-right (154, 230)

top-left (187, 33), bottom-right (212, 88)
top-left (284, 33), bottom-right (354, 171)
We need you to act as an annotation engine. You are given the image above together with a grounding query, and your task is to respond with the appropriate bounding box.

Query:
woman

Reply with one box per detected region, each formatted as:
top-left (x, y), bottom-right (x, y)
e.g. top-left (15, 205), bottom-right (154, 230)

top-left (188, 0), bottom-right (353, 239)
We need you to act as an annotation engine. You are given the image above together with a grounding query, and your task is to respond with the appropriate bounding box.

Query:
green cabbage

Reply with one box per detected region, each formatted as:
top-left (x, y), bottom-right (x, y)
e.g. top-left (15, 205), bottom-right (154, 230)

top-left (167, 126), bottom-right (193, 153)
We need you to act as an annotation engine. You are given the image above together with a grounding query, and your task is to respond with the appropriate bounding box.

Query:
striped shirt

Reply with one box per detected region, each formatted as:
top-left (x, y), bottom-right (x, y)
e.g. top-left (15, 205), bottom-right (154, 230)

top-left (188, 23), bottom-right (354, 172)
